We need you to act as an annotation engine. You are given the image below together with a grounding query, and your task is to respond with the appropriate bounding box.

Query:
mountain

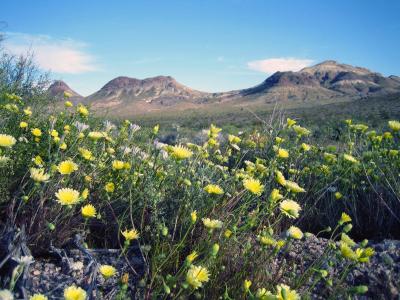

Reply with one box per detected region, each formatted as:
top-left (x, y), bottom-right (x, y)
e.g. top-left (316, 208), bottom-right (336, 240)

top-left (84, 76), bottom-right (213, 112)
top-left (51, 61), bottom-right (400, 115)
top-left (235, 60), bottom-right (400, 103)
top-left (48, 80), bottom-right (83, 101)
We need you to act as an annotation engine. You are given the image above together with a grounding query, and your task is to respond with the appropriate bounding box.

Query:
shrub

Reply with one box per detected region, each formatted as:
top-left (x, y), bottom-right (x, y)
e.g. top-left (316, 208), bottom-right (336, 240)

top-left (1, 93), bottom-right (391, 298)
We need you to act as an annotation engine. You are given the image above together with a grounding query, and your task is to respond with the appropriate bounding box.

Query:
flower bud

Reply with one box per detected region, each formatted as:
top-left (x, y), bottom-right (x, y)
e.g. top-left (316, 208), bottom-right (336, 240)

top-left (343, 224), bottom-right (353, 233)
top-left (211, 243), bottom-right (220, 257)
top-left (350, 285), bottom-right (368, 294)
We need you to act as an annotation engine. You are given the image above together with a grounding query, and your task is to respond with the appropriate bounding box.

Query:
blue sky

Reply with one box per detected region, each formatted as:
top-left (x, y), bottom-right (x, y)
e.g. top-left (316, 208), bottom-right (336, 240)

top-left (2, 0), bottom-right (400, 96)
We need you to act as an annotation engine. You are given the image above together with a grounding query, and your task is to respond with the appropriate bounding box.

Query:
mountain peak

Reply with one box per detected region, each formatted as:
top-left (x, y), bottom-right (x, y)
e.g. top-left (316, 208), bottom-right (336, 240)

top-left (48, 80), bottom-right (82, 99)
top-left (300, 60), bottom-right (373, 76)
top-left (87, 75), bottom-right (210, 109)
top-left (100, 75), bottom-right (178, 91)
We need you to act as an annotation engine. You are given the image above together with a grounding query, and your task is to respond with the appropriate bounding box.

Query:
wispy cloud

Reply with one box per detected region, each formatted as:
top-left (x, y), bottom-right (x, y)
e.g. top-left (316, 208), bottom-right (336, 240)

top-left (4, 32), bottom-right (99, 74)
top-left (247, 57), bottom-right (314, 74)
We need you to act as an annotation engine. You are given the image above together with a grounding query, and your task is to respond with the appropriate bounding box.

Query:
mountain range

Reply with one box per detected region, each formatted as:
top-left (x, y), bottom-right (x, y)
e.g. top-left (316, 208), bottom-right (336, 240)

top-left (48, 60), bottom-right (400, 115)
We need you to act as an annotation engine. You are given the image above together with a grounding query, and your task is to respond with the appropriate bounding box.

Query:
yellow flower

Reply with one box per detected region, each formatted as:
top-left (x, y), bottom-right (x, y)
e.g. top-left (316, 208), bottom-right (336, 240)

top-left (208, 124), bottom-right (221, 137)
top-left (340, 212), bottom-right (352, 224)
top-left (276, 284), bottom-right (300, 300)
top-left (351, 123), bottom-right (369, 132)
top-left (186, 251), bottom-right (198, 263)
top-left (277, 148), bottom-right (289, 159)
top-left (228, 134), bottom-right (241, 144)
top-left (99, 265), bottom-right (116, 279)
top-left (256, 288), bottom-right (274, 299)
top-left (50, 130), bottom-right (59, 138)
top-left (77, 105), bottom-right (89, 117)
top-left (64, 91), bottom-right (72, 98)
top-left (243, 279), bottom-right (252, 292)
top-left (65, 100), bottom-right (73, 107)
top-left (20, 121), bottom-right (28, 128)
top-left (334, 192), bottom-right (343, 200)
top-left (243, 178), bottom-right (264, 195)
top-left (24, 107), bottom-right (32, 116)
top-left (383, 131), bottom-right (393, 139)
top-left (79, 148), bottom-right (93, 160)
top-left (388, 120), bottom-right (400, 131)
top-left (88, 131), bottom-right (105, 141)
top-left (287, 118), bottom-right (296, 127)
top-left (121, 228), bottom-right (139, 241)
top-left (191, 211), bottom-right (197, 223)
top-left (285, 180), bottom-right (306, 193)
top-left (202, 218), bottom-right (223, 230)
top-left (31, 128), bottom-right (42, 137)
top-left (57, 160), bottom-right (78, 175)
top-left (343, 154), bottom-right (359, 164)
top-left (186, 265), bottom-right (210, 289)
top-left (30, 168), bottom-right (50, 182)
top-left (204, 184), bottom-right (224, 195)
top-left (0, 134), bottom-right (16, 148)
top-left (324, 152), bottom-right (337, 163)
top-left (356, 247), bottom-right (375, 263)
top-left (105, 182), bottom-right (115, 193)
top-left (153, 124), bottom-right (159, 134)
top-left (33, 155), bottom-right (44, 166)
top-left (112, 160), bottom-right (125, 170)
top-left (275, 170), bottom-right (286, 186)
top-left (59, 142), bottom-right (68, 150)
top-left (63, 285), bottom-right (87, 300)
top-left (292, 125), bottom-right (311, 136)
top-left (224, 229), bottom-right (232, 238)
top-left (301, 143), bottom-right (311, 151)
top-left (287, 226), bottom-right (303, 239)
top-left (170, 145), bottom-right (193, 160)
top-left (340, 242), bottom-right (358, 261)
top-left (55, 188), bottom-right (80, 205)
top-left (270, 189), bottom-right (283, 202)
top-left (341, 233), bottom-right (356, 247)
top-left (81, 204), bottom-right (96, 218)
top-left (280, 200), bottom-right (301, 219)
top-left (275, 136), bottom-right (284, 144)
top-left (30, 294), bottom-right (48, 300)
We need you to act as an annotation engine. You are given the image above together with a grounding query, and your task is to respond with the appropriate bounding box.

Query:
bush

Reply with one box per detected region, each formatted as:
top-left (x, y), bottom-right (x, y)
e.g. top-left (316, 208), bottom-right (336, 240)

top-left (1, 94), bottom-right (392, 298)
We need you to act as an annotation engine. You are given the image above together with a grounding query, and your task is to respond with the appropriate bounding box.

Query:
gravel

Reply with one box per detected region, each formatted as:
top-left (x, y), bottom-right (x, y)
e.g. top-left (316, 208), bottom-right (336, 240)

top-left (24, 238), bottom-right (400, 299)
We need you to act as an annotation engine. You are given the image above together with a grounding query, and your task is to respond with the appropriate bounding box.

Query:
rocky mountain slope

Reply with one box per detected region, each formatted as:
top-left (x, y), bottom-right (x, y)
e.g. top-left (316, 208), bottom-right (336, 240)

top-left (233, 60), bottom-right (400, 103)
top-left (83, 76), bottom-right (213, 111)
top-left (48, 61), bottom-right (400, 114)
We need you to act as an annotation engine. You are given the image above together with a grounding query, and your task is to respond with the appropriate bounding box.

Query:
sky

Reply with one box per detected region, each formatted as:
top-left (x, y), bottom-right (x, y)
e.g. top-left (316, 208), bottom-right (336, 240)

top-left (1, 0), bottom-right (400, 96)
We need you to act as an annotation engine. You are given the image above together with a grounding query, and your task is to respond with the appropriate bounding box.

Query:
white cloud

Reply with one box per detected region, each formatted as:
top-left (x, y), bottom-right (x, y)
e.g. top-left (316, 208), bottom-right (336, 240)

top-left (247, 57), bottom-right (314, 74)
top-left (3, 32), bottom-right (99, 74)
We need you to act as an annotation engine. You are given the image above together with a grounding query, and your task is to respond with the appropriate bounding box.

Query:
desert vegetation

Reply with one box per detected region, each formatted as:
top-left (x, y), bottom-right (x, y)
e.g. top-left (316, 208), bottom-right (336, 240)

top-left (0, 45), bottom-right (400, 300)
